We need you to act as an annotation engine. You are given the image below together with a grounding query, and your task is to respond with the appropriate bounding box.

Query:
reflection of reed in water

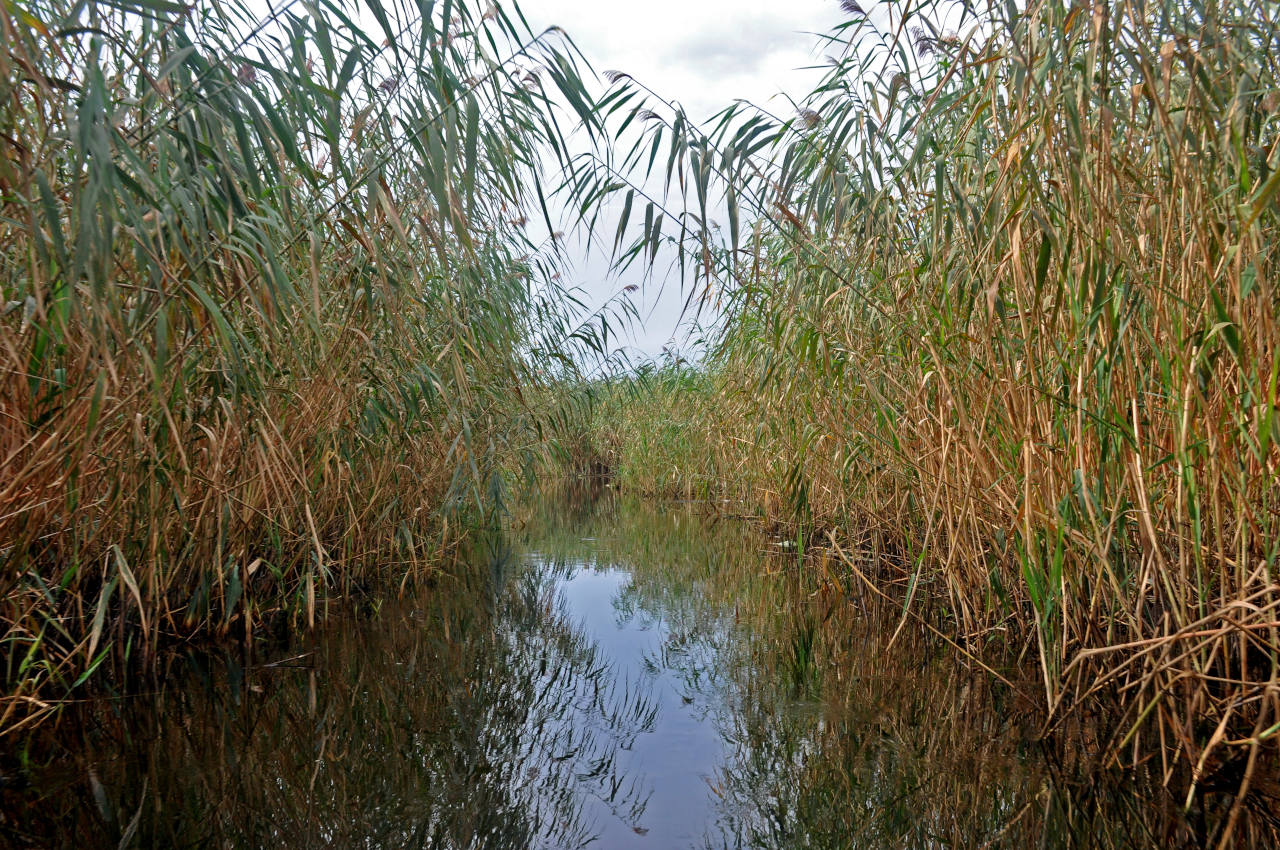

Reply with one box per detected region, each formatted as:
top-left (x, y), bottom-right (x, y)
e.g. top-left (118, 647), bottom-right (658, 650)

top-left (1, 545), bottom-right (660, 849)
top-left (519, 495), bottom-right (1280, 849)
top-left (502, 566), bottom-right (658, 836)
top-left (702, 565), bottom-right (1280, 850)
top-left (8, 497), bottom-right (1277, 848)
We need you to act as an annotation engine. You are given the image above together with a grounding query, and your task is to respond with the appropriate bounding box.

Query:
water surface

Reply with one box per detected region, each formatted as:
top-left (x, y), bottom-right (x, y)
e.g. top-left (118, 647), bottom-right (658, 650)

top-left (0, 497), bottom-right (1253, 847)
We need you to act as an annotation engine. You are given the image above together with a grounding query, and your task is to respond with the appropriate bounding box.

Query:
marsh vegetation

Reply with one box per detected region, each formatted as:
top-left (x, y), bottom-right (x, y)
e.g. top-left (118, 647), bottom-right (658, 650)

top-left (583, 0), bottom-right (1280, 835)
top-left (2, 0), bottom-right (1279, 844)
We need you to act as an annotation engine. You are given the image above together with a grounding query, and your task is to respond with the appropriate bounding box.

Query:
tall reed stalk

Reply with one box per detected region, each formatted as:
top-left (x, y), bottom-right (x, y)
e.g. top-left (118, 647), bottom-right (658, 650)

top-left (0, 0), bottom-right (614, 731)
top-left (589, 0), bottom-right (1280, 811)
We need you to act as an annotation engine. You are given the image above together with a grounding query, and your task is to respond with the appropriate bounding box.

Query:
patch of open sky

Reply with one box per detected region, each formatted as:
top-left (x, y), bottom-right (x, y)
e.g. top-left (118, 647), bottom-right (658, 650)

top-left (516, 0), bottom-right (852, 361)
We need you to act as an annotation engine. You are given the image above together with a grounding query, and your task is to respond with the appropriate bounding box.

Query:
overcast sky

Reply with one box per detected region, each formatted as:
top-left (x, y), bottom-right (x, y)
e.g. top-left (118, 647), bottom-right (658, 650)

top-left (514, 0), bottom-right (851, 361)
top-left (520, 0), bottom-right (846, 123)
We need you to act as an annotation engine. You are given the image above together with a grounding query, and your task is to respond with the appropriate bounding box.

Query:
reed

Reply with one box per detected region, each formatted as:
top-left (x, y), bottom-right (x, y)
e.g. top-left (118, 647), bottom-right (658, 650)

top-left (6, 0), bottom-right (1279, 822)
top-left (587, 0), bottom-right (1280, 810)
top-left (0, 0), bottom-right (613, 730)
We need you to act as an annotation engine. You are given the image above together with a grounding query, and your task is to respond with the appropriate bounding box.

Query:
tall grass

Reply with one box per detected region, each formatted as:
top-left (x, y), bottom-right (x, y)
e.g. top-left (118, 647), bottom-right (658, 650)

top-left (587, 0), bottom-right (1280, 807)
top-left (0, 0), bottom-right (617, 730)
top-left (570, 361), bottom-right (723, 498)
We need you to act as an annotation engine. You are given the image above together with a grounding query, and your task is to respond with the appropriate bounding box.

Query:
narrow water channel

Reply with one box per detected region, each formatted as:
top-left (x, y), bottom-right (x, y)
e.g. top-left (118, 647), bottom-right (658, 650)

top-left (0, 496), bottom-right (1241, 847)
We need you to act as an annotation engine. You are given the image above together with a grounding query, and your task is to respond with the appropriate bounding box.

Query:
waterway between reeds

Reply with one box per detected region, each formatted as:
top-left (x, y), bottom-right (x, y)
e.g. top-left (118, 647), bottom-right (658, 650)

top-left (0, 496), bottom-right (1249, 847)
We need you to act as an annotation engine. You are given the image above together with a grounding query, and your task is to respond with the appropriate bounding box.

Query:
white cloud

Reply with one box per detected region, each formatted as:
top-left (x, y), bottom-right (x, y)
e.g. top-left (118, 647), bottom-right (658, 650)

top-left (524, 0), bottom-right (844, 117)
top-left (662, 15), bottom-right (797, 76)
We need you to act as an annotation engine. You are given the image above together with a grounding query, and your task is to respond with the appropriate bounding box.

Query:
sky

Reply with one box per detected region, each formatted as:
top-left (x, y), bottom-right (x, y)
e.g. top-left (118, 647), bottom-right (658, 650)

top-left (513, 0), bottom-right (852, 361)
top-left (519, 0), bottom-right (846, 124)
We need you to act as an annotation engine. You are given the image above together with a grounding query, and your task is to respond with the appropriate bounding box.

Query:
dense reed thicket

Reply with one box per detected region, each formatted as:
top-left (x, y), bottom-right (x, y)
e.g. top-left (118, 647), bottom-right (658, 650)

top-left (0, 0), bottom-right (617, 730)
top-left (587, 0), bottom-right (1280, 808)
top-left (6, 0), bottom-right (1280, 826)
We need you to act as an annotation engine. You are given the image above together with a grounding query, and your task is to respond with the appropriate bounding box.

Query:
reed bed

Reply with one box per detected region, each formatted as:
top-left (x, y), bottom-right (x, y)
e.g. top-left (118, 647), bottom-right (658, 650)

top-left (586, 0), bottom-right (1280, 816)
top-left (0, 0), bottom-right (612, 730)
top-left (5, 0), bottom-right (1280, 828)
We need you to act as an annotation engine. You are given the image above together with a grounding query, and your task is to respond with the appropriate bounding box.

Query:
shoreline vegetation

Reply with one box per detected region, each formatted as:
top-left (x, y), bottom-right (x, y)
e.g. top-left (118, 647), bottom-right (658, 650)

top-left (0, 0), bottom-right (620, 732)
top-left (579, 0), bottom-right (1280, 833)
top-left (2, 496), bottom-right (1242, 847)
top-left (3, 0), bottom-right (1280, 842)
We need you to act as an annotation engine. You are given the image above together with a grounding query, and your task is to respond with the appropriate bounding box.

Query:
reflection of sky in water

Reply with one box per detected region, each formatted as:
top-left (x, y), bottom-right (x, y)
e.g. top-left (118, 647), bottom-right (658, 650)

top-left (7, 499), bottom-right (1231, 849)
top-left (547, 564), bottom-right (730, 848)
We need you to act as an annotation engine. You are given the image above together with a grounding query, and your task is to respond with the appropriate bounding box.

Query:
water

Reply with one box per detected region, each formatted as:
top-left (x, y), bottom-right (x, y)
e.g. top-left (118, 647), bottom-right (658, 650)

top-left (0, 497), bottom-right (1261, 847)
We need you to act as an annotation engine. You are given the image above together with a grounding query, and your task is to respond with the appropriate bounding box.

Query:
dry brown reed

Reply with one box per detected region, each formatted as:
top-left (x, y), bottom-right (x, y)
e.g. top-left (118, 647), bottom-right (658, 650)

top-left (0, 0), bottom-right (612, 730)
top-left (586, 0), bottom-right (1280, 819)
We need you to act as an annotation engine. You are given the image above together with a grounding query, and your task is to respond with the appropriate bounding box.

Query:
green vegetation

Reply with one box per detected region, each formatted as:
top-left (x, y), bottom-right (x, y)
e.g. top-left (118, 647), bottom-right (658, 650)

top-left (0, 0), bottom-right (619, 729)
top-left (3, 0), bottom-right (1279, 833)
top-left (583, 0), bottom-right (1280, 813)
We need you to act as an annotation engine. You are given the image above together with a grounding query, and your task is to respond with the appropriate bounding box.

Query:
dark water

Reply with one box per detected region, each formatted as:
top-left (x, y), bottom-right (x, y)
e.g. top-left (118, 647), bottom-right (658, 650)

top-left (0, 497), bottom-right (1262, 848)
